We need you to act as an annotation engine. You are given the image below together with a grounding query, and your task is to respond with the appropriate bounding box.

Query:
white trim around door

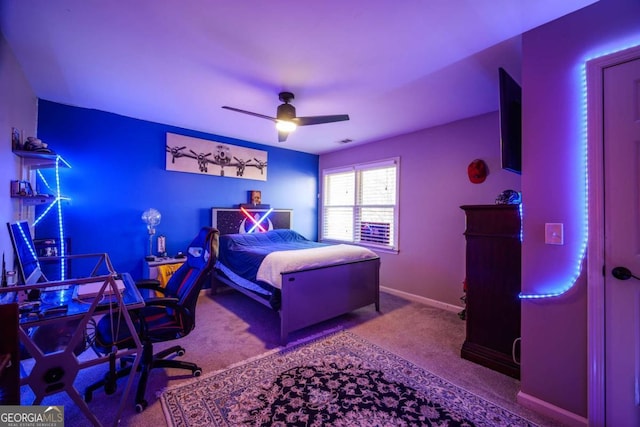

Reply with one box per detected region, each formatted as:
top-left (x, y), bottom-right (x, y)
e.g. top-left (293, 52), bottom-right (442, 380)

top-left (587, 43), bottom-right (640, 427)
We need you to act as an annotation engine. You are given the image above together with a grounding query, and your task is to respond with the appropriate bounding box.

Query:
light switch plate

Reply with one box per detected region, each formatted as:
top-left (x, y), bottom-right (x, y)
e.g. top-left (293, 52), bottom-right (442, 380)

top-left (545, 223), bottom-right (564, 245)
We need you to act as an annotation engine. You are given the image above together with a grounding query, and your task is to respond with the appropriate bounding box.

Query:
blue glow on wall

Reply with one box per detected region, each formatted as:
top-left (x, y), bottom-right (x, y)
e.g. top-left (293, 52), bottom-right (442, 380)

top-left (35, 101), bottom-right (319, 280)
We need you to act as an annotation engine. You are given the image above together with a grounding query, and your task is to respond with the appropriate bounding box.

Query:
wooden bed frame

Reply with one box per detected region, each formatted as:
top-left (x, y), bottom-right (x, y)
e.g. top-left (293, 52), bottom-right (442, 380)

top-left (211, 248), bottom-right (380, 344)
top-left (209, 207), bottom-right (381, 344)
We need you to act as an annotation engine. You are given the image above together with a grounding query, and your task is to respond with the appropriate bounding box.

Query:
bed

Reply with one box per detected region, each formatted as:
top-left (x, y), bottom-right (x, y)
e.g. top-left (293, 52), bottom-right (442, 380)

top-left (210, 226), bottom-right (380, 344)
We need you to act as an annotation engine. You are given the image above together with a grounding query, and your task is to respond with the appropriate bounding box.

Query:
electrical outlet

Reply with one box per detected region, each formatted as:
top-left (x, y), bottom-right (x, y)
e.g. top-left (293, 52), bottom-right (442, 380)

top-left (545, 223), bottom-right (564, 245)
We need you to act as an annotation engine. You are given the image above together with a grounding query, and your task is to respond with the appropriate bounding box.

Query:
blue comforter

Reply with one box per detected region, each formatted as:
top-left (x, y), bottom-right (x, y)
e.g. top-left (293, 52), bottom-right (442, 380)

top-left (217, 229), bottom-right (328, 284)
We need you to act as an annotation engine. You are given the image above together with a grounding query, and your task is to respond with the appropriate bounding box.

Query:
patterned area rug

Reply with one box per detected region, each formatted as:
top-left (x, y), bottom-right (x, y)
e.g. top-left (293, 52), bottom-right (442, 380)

top-left (161, 331), bottom-right (537, 426)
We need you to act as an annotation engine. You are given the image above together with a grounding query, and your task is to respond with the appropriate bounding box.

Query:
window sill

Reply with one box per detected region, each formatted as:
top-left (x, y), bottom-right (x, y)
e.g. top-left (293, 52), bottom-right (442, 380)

top-left (320, 239), bottom-right (398, 255)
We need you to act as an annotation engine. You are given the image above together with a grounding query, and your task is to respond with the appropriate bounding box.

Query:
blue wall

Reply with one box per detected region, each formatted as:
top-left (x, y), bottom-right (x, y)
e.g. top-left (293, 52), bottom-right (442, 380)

top-left (35, 100), bottom-right (319, 280)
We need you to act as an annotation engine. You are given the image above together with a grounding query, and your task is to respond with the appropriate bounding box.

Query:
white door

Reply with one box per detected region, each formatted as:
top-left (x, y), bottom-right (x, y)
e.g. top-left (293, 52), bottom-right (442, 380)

top-left (604, 57), bottom-right (640, 426)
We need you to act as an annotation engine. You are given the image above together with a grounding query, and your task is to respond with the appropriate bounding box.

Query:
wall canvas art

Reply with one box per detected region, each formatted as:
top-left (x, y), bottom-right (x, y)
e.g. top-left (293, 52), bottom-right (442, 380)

top-left (166, 133), bottom-right (268, 181)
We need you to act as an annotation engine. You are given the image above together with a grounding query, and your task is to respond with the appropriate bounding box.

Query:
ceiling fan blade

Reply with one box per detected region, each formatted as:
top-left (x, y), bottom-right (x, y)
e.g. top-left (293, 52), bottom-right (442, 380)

top-left (224, 92), bottom-right (350, 143)
top-left (278, 131), bottom-right (289, 142)
top-left (295, 114), bottom-right (350, 126)
top-left (222, 106), bottom-right (276, 122)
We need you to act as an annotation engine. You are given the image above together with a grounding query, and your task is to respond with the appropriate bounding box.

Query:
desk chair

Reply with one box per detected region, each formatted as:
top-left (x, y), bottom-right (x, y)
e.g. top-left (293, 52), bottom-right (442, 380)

top-left (84, 227), bottom-right (219, 412)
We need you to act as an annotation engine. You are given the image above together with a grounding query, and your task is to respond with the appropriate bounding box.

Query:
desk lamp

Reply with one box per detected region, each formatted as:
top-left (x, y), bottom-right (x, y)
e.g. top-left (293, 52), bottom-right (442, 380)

top-left (142, 208), bottom-right (161, 261)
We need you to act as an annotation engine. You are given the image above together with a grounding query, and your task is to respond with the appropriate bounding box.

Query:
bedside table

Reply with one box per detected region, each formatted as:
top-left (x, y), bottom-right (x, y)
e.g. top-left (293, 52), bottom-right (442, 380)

top-left (143, 257), bottom-right (186, 280)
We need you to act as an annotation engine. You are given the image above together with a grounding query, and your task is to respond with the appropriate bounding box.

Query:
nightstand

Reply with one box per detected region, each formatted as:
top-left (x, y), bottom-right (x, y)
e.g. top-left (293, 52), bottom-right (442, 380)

top-left (143, 257), bottom-right (186, 280)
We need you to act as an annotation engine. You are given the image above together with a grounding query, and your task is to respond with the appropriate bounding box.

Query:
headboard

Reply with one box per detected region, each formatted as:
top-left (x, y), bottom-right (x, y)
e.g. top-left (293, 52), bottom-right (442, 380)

top-left (211, 208), bottom-right (293, 235)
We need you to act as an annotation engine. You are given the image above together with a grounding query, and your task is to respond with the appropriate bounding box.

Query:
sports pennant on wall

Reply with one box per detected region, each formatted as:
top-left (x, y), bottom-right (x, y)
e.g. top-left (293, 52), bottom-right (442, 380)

top-left (165, 133), bottom-right (268, 181)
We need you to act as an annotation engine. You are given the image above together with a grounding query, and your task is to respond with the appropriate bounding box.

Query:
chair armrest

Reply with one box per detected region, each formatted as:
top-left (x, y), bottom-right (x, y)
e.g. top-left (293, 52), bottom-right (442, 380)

top-left (135, 279), bottom-right (163, 291)
top-left (142, 297), bottom-right (180, 309)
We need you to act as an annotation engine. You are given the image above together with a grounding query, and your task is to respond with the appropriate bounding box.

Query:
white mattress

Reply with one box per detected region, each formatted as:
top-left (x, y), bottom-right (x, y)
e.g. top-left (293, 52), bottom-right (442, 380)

top-left (256, 244), bottom-right (378, 289)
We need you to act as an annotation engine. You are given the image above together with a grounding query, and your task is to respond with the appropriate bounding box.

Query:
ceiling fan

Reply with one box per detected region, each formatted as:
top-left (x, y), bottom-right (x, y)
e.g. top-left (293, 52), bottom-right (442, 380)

top-left (222, 91), bottom-right (349, 142)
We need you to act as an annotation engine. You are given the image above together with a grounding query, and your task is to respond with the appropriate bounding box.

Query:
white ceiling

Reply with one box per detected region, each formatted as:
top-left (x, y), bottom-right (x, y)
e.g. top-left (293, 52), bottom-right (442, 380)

top-left (1, 1), bottom-right (596, 154)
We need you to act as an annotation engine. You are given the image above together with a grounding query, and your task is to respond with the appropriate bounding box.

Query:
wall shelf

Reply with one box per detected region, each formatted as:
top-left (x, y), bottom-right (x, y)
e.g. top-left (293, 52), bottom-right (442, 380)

top-left (10, 195), bottom-right (57, 206)
top-left (11, 150), bottom-right (69, 205)
top-left (11, 147), bottom-right (71, 279)
top-left (12, 150), bottom-right (71, 169)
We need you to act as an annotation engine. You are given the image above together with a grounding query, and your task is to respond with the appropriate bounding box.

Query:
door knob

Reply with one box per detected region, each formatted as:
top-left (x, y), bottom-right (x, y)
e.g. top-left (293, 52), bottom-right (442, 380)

top-left (611, 266), bottom-right (640, 281)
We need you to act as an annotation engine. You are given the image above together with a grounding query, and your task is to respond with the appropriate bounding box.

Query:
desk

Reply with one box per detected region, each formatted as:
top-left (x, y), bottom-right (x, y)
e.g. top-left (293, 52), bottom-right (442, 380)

top-left (0, 273), bottom-right (144, 427)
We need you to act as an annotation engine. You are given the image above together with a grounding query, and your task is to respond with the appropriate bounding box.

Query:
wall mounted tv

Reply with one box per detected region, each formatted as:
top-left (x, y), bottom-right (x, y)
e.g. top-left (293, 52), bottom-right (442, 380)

top-left (499, 67), bottom-right (522, 174)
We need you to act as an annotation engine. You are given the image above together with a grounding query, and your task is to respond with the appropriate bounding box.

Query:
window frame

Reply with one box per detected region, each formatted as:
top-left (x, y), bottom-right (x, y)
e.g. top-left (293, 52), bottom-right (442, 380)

top-left (320, 157), bottom-right (400, 253)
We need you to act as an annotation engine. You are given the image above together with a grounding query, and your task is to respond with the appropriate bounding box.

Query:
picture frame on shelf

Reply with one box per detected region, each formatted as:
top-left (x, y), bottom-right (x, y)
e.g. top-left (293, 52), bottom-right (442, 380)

top-left (11, 128), bottom-right (22, 151)
top-left (10, 180), bottom-right (33, 197)
top-left (250, 190), bottom-right (261, 205)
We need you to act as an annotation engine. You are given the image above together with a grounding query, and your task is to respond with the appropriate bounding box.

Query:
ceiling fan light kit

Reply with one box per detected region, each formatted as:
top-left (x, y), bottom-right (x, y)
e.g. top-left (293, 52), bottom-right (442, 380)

top-left (222, 91), bottom-right (349, 142)
top-left (275, 120), bottom-right (297, 133)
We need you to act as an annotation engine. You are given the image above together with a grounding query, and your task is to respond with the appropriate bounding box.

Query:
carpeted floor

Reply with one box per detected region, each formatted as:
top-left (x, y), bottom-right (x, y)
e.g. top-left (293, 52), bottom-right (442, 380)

top-left (20, 288), bottom-right (566, 426)
top-left (161, 330), bottom-right (538, 426)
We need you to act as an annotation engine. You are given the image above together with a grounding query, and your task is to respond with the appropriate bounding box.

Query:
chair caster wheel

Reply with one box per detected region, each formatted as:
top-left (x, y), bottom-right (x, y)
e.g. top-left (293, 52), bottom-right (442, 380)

top-left (103, 372), bottom-right (118, 395)
top-left (135, 400), bottom-right (148, 413)
top-left (176, 348), bottom-right (185, 357)
top-left (105, 382), bottom-right (117, 395)
top-left (193, 368), bottom-right (202, 377)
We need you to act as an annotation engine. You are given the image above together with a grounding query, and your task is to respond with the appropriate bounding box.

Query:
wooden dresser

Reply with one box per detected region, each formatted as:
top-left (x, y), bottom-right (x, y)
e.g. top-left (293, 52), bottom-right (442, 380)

top-left (460, 204), bottom-right (521, 378)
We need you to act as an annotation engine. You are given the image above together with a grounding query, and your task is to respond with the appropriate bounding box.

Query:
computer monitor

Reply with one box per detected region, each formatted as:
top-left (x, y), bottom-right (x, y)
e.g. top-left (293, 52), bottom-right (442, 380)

top-left (7, 221), bottom-right (44, 286)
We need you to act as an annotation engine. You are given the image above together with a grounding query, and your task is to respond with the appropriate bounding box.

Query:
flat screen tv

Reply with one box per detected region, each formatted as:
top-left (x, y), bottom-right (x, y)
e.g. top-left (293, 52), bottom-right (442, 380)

top-left (7, 221), bottom-right (44, 286)
top-left (499, 67), bottom-right (522, 174)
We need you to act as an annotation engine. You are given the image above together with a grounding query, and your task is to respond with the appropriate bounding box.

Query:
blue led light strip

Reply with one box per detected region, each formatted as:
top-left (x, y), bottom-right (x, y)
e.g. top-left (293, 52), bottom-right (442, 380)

top-left (54, 156), bottom-right (66, 279)
top-left (33, 155), bottom-right (70, 280)
top-left (519, 59), bottom-right (589, 300)
top-left (33, 200), bottom-right (57, 225)
top-left (518, 203), bottom-right (524, 243)
top-left (520, 41), bottom-right (639, 299)
top-left (17, 222), bottom-right (39, 263)
top-left (36, 170), bottom-right (53, 193)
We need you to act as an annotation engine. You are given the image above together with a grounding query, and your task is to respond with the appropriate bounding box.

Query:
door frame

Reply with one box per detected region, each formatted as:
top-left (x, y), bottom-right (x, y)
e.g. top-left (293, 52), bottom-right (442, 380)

top-left (587, 44), bottom-right (640, 427)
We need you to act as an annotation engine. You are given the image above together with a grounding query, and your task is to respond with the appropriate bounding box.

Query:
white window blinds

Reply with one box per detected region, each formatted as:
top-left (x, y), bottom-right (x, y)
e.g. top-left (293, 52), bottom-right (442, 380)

top-left (322, 158), bottom-right (399, 251)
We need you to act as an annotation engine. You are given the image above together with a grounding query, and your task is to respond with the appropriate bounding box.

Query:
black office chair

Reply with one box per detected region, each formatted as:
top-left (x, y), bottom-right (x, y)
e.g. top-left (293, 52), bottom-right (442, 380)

top-left (84, 227), bottom-right (219, 412)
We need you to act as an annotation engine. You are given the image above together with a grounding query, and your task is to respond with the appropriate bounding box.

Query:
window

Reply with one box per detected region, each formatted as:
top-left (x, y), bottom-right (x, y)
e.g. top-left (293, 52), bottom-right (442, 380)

top-left (321, 158), bottom-right (399, 251)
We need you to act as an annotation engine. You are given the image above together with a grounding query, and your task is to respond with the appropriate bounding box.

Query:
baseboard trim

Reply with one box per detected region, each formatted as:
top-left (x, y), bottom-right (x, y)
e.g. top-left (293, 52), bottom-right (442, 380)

top-left (380, 286), bottom-right (463, 313)
top-left (517, 391), bottom-right (588, 427)
top-left (379, 287), bottom-right (588, 426)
